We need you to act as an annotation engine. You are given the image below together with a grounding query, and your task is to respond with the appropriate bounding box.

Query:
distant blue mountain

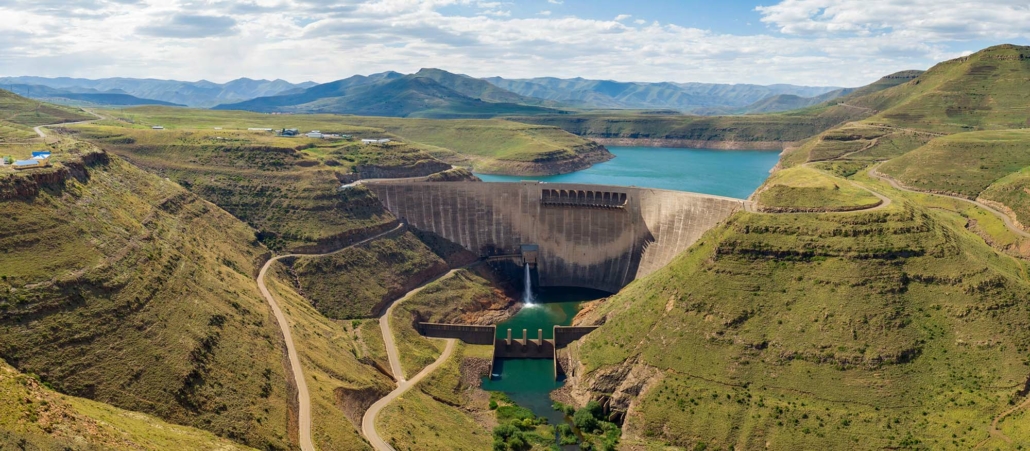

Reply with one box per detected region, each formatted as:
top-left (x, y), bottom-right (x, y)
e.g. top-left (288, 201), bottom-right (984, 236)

top-left (0, 77), bottom-right (316, 108)
top-left (3, 84), bottom-right (183, 107)
top-left (482, 76), bottom-right (844, 114)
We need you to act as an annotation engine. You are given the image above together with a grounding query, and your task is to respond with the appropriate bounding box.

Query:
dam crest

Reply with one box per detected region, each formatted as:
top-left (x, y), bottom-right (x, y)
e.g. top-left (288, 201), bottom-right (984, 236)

top-left (367, 181), bottom-right (743, 293)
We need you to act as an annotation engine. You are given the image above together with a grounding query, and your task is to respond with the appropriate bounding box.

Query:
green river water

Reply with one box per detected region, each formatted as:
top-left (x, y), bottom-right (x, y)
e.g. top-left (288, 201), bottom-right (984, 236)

top-left (481, 287), bottom-right (609, 425)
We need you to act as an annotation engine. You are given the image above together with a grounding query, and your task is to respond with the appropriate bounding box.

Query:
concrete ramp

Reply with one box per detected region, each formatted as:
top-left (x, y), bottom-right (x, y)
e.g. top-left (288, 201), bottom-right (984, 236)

top-left (367, 181), bottom-right (742, 293)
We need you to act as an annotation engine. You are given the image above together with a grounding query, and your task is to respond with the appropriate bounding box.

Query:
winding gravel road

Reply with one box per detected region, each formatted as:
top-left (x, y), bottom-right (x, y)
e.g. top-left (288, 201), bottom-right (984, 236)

top-left (361, 268), bottom-right (464, 450)
top-left (256, 223), bottom-right (404, 451)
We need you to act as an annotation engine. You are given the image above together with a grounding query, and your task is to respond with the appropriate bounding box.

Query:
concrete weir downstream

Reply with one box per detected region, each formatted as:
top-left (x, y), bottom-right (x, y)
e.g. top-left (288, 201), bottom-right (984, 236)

top-left (365, 181), bottom-right (745, 293)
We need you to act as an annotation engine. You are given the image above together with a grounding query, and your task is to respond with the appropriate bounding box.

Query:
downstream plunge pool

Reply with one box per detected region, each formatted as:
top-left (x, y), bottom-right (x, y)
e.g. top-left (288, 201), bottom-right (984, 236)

top-left (481, 287), bottom-right (609, 424)
top-left (476, 146), bottom-right (782, 200)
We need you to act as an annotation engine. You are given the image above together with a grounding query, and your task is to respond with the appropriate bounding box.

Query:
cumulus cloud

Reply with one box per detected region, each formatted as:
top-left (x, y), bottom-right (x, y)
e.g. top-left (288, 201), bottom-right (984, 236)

top-left (0, 0), bottom-right (1026, 86)
top-left (756, 0), bottom-right (1030, 41)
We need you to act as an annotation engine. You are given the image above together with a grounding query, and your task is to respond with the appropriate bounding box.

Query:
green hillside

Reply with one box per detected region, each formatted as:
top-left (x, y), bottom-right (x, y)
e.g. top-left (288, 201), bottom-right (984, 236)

top-left (286, 231), bottom-right (448, 320)
top-left (562, 45), bottom-right (1030, 450)
top-left (853, 45), bottom-right (1030, 132)
top-left (216, 70), bottom-right (561, 119)
top-left (0, 155), bottom-right (294, 449)
top-left (880, 129), bottom-right (1030, 198)
top-left (0, 359), bottom-right (254, 450)
top-left (65, 123), bottom-right (412, 252)
top-left (0, 88), bottom-right (92, 128)
top-left (572, 196), bottom-right (1030, 449)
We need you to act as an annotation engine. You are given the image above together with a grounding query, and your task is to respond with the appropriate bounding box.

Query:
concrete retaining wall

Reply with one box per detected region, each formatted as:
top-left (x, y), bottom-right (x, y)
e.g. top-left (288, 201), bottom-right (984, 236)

top-left (554, 326), bottom-right (600, 348)
top-left (417, 323), bottom-right (496, 345)
top-left (367, 181), bottom-right (742, 293)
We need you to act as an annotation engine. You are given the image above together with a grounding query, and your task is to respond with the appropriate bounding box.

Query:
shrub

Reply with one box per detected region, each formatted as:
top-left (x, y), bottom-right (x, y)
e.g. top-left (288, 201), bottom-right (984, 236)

top-left (573, 408), bottom-right (599, 433)
top-left (489, 400), bottom-right (498, 410)
top-left (553, 401), bottom-right (576, 416)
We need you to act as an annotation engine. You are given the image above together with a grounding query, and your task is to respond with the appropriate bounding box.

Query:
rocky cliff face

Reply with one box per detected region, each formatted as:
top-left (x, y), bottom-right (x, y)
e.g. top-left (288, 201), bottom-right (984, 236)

top-left (0, 151), bottom-right (110, 200)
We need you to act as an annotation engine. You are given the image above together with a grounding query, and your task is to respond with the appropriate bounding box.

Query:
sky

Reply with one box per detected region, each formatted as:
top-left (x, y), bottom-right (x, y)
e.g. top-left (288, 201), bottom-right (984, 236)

top-left (0, 0), bottom-right (1028, 87)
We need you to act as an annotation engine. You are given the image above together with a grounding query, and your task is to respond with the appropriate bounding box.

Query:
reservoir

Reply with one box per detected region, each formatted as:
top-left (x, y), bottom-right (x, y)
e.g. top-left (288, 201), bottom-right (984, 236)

top-left (476, 146), bottom-right (781, 199)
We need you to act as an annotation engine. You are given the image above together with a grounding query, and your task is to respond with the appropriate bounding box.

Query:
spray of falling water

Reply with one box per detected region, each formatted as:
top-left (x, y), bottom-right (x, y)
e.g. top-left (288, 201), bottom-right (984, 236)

top-left (523, 263), bottom-right (535, 306)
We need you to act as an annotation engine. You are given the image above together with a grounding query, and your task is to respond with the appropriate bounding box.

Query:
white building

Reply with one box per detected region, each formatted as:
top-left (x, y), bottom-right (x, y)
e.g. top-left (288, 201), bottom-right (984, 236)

top-left (361, 138), bottom-right (392, 145)
top-left (151, 126), bottom-right (164, 130)
top-left (307, 130), bottom-right (324, 139)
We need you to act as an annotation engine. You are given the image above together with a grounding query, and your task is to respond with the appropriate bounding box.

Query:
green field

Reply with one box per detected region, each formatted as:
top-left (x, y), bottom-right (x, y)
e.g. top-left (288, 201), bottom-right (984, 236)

top-left (82, 106), bottom-right (610, 175)
top-left (755, 165), bottom-right (882, 212)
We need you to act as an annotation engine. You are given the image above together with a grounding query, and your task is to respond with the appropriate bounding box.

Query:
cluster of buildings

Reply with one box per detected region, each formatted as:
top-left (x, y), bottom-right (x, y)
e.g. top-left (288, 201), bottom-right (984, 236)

top-left (6, 151), bottom-right (52, 170)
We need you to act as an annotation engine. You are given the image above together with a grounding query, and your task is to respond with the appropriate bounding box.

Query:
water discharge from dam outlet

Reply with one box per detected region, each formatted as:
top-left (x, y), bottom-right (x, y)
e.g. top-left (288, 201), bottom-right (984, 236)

top-left (476, 146), bottom-right (781, 199)
top-left (482, 287), bottom-right (609, 424)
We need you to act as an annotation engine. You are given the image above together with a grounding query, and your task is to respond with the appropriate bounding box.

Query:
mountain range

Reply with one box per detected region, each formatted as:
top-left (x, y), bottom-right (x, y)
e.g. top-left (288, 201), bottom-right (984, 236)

top-left (214, 68), bottom-right (847, 118)
top-left (483, 76), bottom-right (843, 113)
top-left (3, 71), bottom-right (850, 118)
top-left (0, 76), bottom-right (316, 108)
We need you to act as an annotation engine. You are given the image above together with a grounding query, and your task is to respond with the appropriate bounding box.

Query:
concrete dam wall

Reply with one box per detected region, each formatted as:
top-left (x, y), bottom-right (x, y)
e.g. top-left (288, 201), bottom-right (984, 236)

top-left (367, 181), bottom-right (743, 293)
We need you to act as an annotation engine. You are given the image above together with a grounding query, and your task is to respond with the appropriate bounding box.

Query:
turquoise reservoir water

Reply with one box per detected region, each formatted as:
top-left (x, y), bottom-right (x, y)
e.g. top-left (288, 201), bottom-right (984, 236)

top-left (482, 287), bottom-right (609, 424)
top-left (476, 146), bottom-right (781, 199)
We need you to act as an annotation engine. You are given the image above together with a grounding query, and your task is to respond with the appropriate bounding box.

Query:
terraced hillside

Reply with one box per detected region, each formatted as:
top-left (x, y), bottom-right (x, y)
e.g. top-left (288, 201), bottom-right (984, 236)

top-left (569, 195), bottom-right (1030, 449)
top-left (851, 45), bottom-right (1030, 132)
top-left (0, 154), bottom-right (296, 449)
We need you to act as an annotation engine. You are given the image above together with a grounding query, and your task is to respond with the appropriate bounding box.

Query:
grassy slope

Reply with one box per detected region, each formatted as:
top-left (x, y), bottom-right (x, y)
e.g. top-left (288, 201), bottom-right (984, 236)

top-left (0, 157), bottom-right (293, 449)
top-left (575, 196), bottom-right (1030, 449)
top-left (288, 231), bottom-right (449, 320)
top-left (880, 129), bottom-right (1030, 198)
top-left (390, 267), bottom-right (513, 376)
top-left (855, 45), bottom-right (1030, 133)
top-left (0, 88), bottom-right (92, 128)
top-left (327, 116), bottom-right (595, 162)
top-left (375, 343), bottom-right (495, 451)
top-left (755, 166), bottom-right (881, 212)
top-left (981, 167), bottom-right (1030, 230)
top-left (0, 359), bottom-right (254, 450)
top-left (67, 123), bottom-right (401, 252)
top-left (265, 263), bottom-right (395, 451)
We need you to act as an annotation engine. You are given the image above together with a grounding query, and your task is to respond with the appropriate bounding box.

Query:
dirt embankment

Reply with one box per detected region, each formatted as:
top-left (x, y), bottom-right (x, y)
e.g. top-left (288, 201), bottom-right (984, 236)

top-left (590, 137), bottom-right (788, 150)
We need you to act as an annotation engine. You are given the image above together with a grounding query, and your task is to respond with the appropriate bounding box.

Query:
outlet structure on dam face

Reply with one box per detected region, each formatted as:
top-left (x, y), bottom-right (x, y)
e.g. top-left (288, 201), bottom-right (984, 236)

top-left (366, 181), bottom-right (744, 293)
